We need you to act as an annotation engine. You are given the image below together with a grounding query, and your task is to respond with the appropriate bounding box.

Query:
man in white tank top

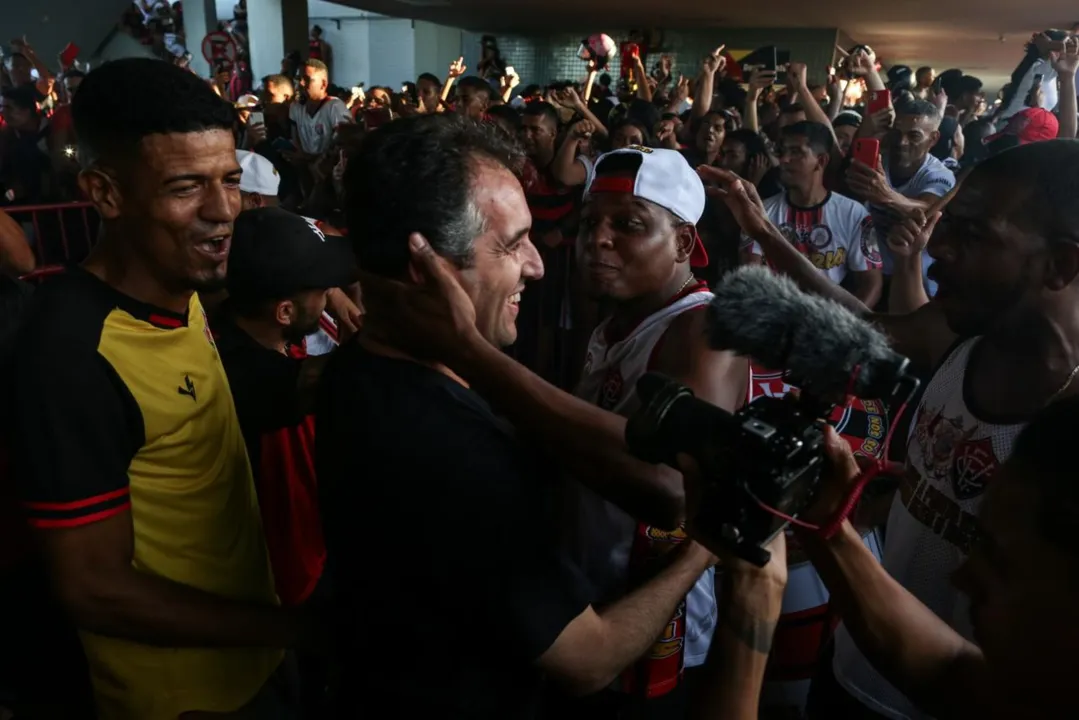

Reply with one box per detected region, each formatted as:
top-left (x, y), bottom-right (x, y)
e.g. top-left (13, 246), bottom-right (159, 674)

top-left (701, 139), bottom-right (1079, 718)
top-left (568, 146), bottom-right (749, 717)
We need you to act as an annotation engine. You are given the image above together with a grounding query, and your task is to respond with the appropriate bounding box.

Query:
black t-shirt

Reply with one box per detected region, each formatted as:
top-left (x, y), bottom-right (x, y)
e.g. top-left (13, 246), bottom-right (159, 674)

top-left (316, 342), bottom-right (592, 719)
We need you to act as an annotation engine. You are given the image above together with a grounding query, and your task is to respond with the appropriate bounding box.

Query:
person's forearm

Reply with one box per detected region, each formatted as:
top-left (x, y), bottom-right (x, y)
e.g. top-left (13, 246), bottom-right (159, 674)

top-left (634, 60), bottom-right (653, 102)
top-left (66, 566), bottom-right (306, 649)
top-left (828, 81), bottom-right (847, 120)
top-left (594, 546), bottom-right (713, 685)
top-left (796, 81), bottom-right (841, 146)
top-left (864, 69), bottom-right (885, 92)
top-left (744, 89), bottom-right (760, 132)
top-left (582, 70), bottom-right (597, 102)
top-left (1058, 75), bottom-right (1077, 139)
top-left (888, 254), bottom-right (929, 314)
top-left (693, 70), bottom-right (714, 118)
top-left (457, 336), bottom-right (685, 528)
top-left (575, 103), bottom-right (609, 137)
top-left (796, 522), bottom-right (988, 718)
top-left (692, 575), bottom-right (782, 720)
top-left (850, 272), bottom-right (883, 309)
top-left (750, 223), bottom-right (870, 316)
top-left (0, 208), bottom-right (36, 275)
top-left (552, 136), bottom-right (588, 187)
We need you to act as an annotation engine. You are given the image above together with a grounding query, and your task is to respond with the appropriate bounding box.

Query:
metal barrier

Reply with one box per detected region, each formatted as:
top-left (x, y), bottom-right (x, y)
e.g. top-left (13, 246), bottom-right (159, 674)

top-left (5, 202), bottom-right (99, 270)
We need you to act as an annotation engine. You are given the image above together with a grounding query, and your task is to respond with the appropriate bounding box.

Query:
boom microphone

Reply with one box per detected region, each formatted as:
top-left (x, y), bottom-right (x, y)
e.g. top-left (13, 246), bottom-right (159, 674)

top-left (706, 265), bottom-right (909, 403)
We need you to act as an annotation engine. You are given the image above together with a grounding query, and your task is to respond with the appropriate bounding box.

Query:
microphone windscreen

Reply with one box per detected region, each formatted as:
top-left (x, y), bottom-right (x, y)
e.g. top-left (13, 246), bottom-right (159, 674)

top-left (707, 266), bottom-right (904, 400)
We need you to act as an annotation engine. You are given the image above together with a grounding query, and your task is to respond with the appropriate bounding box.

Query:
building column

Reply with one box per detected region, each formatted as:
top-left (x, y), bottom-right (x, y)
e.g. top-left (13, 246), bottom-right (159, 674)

top-left (247, 0), bottom-right (309, 84)
top-left (182, 0), bottom-right (217, 79)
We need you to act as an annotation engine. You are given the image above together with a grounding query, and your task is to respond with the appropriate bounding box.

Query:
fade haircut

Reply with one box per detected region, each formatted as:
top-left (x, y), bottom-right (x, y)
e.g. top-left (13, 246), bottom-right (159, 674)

top-left (304, 59), bottom-right (329, 75)
top-left (781, 120), bottom-right (835, 157)
top-left (896, 98), bottom-right (943, 128)
top-left (521, 100), bottom-right (559, 128)
top-left (343, 114), bottom-right (524, 277)
top-left (456, 75), bottom-right (493, 100)
top-left (417, 72), bottom-right (442, 88)
top-left (73, 58), bottom-right (234, 167)
top-left (266, 74), bottom-right (294, 92)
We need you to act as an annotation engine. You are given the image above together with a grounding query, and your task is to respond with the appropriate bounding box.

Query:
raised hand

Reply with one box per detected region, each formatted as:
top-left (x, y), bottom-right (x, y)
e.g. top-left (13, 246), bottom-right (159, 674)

top-left (702, 45), bottom-right (727, 75)
top-left (447, 56), bottom-right (467, 79)
top-left (697, 165), bottom-right (773, 239)
top-left (887, 208), bottom-right (941, 259)
top-left (849, 46), bottom-right (877, 77)
top-left (748, 67), bottom-right (777, 96)
top-left (1053, 35), bottom-right (1079, 75)
top-left (570, 118), bottom-right (595, 139)
top-left (786, 61), bottom-right (808, 90)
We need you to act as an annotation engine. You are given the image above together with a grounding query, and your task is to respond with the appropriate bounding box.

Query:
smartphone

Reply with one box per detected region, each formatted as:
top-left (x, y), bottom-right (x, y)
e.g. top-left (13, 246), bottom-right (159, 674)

top-left (852, 137), bottom-right (880, 166)
top-left (505, 65), bottom-right (516, 76)
top-left (931, 75), bottom-right (943, 94)
top-left (867, 89), bottom-right (891, 115)
top-left (248, 111), bottom-right (264, 126)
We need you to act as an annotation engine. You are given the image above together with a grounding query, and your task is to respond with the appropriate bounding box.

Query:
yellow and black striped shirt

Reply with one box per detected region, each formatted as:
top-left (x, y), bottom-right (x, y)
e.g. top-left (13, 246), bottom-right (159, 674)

top-left (10, 267), bottom-right (281, 719)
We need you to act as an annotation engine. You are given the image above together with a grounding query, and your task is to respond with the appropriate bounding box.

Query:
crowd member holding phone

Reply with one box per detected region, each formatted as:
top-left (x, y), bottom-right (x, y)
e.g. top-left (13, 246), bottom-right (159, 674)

top-left (845, 98), bottom-right (953, 303)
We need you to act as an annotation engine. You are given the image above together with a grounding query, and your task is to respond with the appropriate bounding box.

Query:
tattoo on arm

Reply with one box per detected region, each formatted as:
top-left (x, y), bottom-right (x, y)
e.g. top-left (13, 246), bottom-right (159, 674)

top-left (722, 607), bottom-right (778, 654)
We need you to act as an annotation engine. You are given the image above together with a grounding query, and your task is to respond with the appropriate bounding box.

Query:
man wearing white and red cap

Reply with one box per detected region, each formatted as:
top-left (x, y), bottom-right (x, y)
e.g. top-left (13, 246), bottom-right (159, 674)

top-left (561, 146), bottom-right (749, 718)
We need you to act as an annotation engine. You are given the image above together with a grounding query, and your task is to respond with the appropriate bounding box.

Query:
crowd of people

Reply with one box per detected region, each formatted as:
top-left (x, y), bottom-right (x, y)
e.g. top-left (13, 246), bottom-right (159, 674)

top-left (2, 18), bottom-right (1079, 720)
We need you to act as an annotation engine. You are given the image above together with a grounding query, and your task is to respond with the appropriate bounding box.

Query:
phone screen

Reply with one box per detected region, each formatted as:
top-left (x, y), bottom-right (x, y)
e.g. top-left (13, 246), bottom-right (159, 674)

top-left (248, 111), bottom-right (264, 126)
top-left (505, 66), bottom-right (516, 76)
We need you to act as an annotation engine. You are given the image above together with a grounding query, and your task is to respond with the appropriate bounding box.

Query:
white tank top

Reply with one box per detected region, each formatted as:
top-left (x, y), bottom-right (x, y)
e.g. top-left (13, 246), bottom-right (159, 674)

top-left (833, 338), bottom-right (1024, 719)
top-left (571, 288), bottom-right (717, 667)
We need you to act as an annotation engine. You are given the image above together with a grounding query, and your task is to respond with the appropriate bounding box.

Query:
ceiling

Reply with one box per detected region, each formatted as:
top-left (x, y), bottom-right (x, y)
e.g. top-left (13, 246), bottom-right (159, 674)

top-left (343, 0), bottom-right (1078, 91)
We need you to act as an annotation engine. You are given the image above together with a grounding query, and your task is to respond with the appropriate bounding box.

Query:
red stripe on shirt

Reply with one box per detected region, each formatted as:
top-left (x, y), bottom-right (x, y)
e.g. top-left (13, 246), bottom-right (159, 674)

top-left (23, 487), bottom-right (130, 512)
top-left (27, 502), bottom-right (132, 529)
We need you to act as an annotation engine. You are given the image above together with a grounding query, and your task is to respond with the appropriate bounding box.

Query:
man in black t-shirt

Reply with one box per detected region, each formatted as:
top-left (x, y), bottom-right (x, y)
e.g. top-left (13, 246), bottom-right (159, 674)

top-left (320, 114), bottom-right (717, 718)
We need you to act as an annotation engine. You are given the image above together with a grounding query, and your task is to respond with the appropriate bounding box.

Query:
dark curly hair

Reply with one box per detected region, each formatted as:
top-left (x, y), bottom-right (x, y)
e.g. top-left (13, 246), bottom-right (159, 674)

top-left (73, 57), bottom-right (234, 166)
top-left (344, 114), bottom-right (524, 277)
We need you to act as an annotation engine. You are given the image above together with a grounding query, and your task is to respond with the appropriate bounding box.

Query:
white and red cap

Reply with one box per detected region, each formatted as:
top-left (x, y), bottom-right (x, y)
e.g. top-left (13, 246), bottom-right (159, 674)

top-left (236, 149), bottom-right (280, 197)
top-left (584, 146), bottom-right (709, 267)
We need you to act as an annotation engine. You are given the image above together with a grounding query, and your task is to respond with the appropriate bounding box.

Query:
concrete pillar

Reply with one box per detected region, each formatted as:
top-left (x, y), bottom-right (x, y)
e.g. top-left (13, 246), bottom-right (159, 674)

top-left (182, 0), bottom-right (217, 79)
top-left (247, 0), bottom-right (308, 84)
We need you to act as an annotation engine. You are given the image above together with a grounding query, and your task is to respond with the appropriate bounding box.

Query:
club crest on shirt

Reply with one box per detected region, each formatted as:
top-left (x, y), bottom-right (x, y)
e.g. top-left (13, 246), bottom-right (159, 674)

top-left (860, 216), bottom-right (882, 266)
top-left (599, 366), bottom-right (624, 411)
top-left (951, 436), bottom-right (1000, 500)
top-left (807, 224), bottom-right (834, 249)
top-left (913, 407), bottom-right (996, 499)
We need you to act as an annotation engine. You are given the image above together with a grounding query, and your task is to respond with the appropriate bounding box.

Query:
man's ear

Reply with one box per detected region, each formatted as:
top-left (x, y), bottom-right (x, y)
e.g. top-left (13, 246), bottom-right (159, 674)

top-left (275, 299), bottom-right (296, 327)
top-left (818, 151), bottom-right (830, 173)
top-left (77, 168), bottom-right (122, 221)
top-left (674, 223), bottom-right (696, 263)
top-left (930, 129), bottom-right (941, 146)
top-left (1046, 241), bottom-right (1079, 291)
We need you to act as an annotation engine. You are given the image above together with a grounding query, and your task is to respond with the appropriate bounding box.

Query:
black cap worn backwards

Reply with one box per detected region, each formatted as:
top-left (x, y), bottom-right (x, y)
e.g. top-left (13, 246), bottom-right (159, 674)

top-left (227, 207), bottom-right (356, 300)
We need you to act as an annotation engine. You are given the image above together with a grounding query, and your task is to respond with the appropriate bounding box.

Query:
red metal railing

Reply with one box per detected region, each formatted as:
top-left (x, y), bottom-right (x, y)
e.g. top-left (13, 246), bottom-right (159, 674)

top-left (6, 202), bottom-right (99, 278)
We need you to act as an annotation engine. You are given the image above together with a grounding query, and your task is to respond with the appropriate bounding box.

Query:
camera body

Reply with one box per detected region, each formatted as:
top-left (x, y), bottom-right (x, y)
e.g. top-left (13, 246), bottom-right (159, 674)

top-left (627, 373), bottom-right (829, 565)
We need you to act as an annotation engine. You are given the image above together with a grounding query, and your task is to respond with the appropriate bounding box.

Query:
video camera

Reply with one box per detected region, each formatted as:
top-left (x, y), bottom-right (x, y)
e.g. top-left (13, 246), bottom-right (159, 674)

top-left (623, 267), bottom-right (920, 566)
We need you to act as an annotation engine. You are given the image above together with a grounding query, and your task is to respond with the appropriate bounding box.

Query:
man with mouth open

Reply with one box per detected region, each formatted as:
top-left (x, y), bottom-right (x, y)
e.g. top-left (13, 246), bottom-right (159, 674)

top-left (8, 58), bottom-right (307, 719)
top-left (318, 115), bottom-right (722, 717)
top-left (559, 146), bottom-right (749, 718)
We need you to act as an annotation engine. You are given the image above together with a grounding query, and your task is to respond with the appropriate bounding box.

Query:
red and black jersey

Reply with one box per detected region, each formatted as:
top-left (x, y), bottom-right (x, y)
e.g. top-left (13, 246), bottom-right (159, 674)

top-left (213, 315), bottom-right (326, 606)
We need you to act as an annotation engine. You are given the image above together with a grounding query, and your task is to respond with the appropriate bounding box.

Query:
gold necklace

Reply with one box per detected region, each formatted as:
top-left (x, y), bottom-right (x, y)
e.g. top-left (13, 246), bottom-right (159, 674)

top-left (675, 274), bottom-right (695, 295)
top-left (1048, 362), bottom-right (1079, 404)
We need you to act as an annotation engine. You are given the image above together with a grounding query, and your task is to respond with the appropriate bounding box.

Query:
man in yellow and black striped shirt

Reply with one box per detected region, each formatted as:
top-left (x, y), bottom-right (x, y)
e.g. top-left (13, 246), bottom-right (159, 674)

top-left (8, 58), bottom-right (309, 719)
